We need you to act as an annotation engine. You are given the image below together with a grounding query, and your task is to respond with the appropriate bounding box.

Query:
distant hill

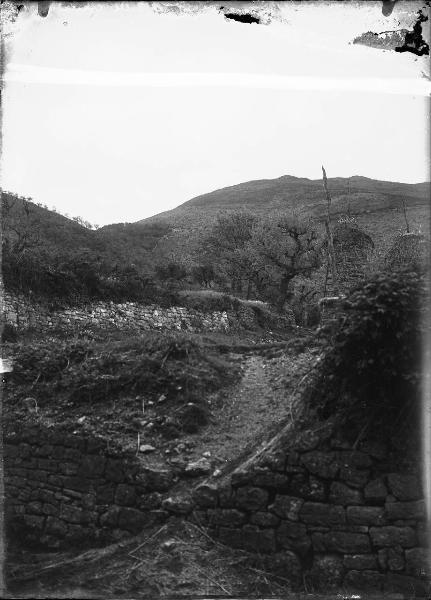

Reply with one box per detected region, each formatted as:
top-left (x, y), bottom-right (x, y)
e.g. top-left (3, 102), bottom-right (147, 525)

top-left (3, 174), bottom-right (430, 275)
top-left (141, 175), bottom-right (429, 222)
top-left (1, 192), bottom-right (172, 270)
top-left (136, 175), bottom-right (430, 261)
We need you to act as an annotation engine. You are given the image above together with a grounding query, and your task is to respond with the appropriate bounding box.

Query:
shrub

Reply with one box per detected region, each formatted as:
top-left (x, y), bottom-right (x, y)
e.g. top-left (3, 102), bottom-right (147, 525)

top-left (312, 267), bottom-right (427, 441)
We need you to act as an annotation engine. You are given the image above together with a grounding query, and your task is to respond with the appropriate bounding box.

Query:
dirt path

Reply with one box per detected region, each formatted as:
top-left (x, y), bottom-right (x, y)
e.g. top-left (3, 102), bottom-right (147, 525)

top-left (155, 348), bottom-right (316, 488)
top-left (185, 354), bottom-right (294, 466)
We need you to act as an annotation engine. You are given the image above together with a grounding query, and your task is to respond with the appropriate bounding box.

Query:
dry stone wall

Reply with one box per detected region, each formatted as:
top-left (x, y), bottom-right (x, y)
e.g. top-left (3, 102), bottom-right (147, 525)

top-left (1, 292), bottom-right (293, 334)
top-left (4, 420), bottom-right (429, 596)
top-left (182, 424), bottom-right (429, 596)
top-left (1, 292), bottom-right (231, 334)
top-left (4, 424), bottom-right (176, 550)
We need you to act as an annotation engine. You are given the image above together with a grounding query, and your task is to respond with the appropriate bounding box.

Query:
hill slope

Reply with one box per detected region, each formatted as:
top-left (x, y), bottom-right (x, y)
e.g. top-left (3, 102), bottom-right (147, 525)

top-left (137, 175), bottom-right (430, 261)
top-left (3, 175), bottom-right (429, 278)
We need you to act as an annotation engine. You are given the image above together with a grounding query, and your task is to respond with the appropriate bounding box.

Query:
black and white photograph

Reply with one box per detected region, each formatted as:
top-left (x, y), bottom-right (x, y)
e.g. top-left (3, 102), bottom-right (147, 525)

top-left (0, 1), bottom-right (430, 598)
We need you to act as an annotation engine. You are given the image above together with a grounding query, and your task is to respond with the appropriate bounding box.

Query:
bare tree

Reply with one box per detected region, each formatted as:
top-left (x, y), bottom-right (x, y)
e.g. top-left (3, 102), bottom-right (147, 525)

top-left (322, 166), bottom-right (339, 296)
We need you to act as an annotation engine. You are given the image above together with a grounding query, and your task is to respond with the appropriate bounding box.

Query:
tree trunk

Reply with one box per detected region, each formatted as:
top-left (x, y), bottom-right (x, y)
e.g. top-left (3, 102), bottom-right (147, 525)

top-left (322, 166), bottom-right (339, 296)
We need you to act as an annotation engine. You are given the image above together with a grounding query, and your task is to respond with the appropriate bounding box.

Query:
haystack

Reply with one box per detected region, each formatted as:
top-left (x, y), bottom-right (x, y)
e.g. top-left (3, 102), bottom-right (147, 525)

top-left (385, 232), bottom-right (430, 271)
top-left (331, 224), bottom-right (374, 290)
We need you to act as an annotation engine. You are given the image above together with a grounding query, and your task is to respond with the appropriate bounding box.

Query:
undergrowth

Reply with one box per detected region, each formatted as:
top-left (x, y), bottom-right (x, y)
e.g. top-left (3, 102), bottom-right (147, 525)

top-left (312, 267), bottom-right (427, 443)
top-left (6, 331), bottom-right (241, 433)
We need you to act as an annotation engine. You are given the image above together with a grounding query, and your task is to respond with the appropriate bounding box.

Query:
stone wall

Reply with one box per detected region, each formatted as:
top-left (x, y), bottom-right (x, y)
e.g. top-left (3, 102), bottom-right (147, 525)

top-left (181, 423), bottom-right (429, 596)
top-left (4, 420), bottom-right (429, 595)
top-left (4, 425), bottom-right (176, 550)
top-left (1, 292), bottom-right (293, 335)
top-left (1, 292), bottom-right (229, 334)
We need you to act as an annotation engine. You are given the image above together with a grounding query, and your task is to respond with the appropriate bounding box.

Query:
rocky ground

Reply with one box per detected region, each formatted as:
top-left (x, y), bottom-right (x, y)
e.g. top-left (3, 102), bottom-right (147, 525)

top-left (5, 328), bottom-right (324, 598)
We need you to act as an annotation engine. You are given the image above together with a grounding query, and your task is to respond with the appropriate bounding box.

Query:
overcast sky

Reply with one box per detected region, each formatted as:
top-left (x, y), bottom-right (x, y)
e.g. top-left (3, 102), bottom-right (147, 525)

top-left (1, 1), bottom-right (430, 226)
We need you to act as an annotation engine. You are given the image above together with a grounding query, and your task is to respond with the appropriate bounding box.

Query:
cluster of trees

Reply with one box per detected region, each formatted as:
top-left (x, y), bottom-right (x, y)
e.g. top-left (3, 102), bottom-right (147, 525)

top-left (1, 195), bottom-right (171, 305)
top-left (149, 211), bottom-right (324, 319)
top-left (186, 211), bottom-right (324, 312)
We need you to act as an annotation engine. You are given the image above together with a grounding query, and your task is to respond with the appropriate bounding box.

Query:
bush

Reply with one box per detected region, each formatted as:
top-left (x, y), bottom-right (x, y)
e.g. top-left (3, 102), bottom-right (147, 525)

top-left (312, 267), bottom-right (427, 441)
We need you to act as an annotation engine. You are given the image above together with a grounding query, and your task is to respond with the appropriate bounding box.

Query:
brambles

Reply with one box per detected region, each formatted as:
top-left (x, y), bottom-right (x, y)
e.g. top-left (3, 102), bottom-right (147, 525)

top-left (7, 332), bottom-right (241, 427)
top-left (312, 268), bottom-right (427, 440)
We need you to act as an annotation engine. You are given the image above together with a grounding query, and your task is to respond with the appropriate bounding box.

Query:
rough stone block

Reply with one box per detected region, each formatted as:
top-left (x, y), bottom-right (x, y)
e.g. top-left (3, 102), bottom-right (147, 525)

top-left (347, 506), bottom-right (386, 527)
top-left (63, 476), bottom-right (92, 494)
top-left (162, 495), bottom-right (193, 515)
top-left (242, 525), bottom-right (276, 553)
top-left (369, 526), bottom-right (416, 548)
top-left (295, 429), bottom-right (322, 452)
top-left (344, 569), bottom-right (385, 592)
top-left (230, 470), bottom-right (252, 487)
top-left (337, 451), bottom-right (373, 469)
top-left (86, 437), bottom-right (107, 454)
top-left (37, 459), bottom-right (58, 472)
top-left (207, 508), bottom-right (247, 527)
top-left (385, 572), bottom-right (430, 597)
top-left (309, 554), bottom-right (345, 591)
top-left (100, 506), bottom-right (121, 528)
top-left (144, 468), bottom-right (174, 492)
top-left (311, 531), bottom-right (371, 554)
top-left (378, 546), bottom-right (405, 572)
top-left (404, 547), bottom-right (431, 577)
top-left (4, 445), bottom-right (19, 458)
top-left (218, 484), bottom-right (235, 508)
top-left (363, 478), bottom-right (388, 504)
top-left (385, 500), bottom-right (425, 521)
top-left (58, 462), bottom-right (79, 476)
top-left (41, 503), bottom-right (57, 516)
top-left (27, 501), bottom-right (43, 515)
top-left (35, 444), bottom-right (54, 458)
top-left (300, 502), bottom-right (346, 527)
top-left (139, 492), bottom-right (162, 510)
top-left (105, 459), bottom-right (125, 483)
top-left (78, 455), bottom-right (106, 478)
top-left (60, 505), bottom-right (95, 526)
top-left (114, 484), bottom-right (136, 507)
top-left (192, 484), bottom-right (219, 508)
top-left (290, 474), bottom-right (326, 501)
top-left (343, 554), bottom-right (378, 570)
top-left (248, 470), bottom-right (290, 490)
top-left (117, 507), bottom-right (149, 533)
top-left (387, 474), bottom-right (422, 501)
top-left (235, 487), bottom-right (269, 511)
top-left (23, 514), bottom-right (45, 532)
top-left (276, 521), bottom-right (311, 557)
top-left (45, 516), bottom-right (68, 537)
top-left (259, 450), bottom-right (286, 472)
top-left (269, 495), bottom-right (304, 521)
top-left (300, 451), bottom-right (339, 479)
top-left (250, 511), bottom-right (280, 528)
top-left (63, 448), bottom-right (81, 462)
top-left (329, 481), bottom-right (363, 506)
top-left (338, 466), bottom-right (370, 489)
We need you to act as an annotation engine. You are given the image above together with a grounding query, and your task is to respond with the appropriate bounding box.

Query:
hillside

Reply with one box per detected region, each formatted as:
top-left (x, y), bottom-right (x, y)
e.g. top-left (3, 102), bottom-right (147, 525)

top-left (1, 192), bottom-right (172, 272)
top-left (137, 175), bottom-right (430, 262)
top-left (3, 175), bottom-right (430, 286)
top-left (141, 175), bottom-right (429, 222)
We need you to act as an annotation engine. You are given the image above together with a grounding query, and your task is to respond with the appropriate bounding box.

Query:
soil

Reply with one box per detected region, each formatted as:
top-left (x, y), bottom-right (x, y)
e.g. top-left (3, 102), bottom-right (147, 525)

top-left (6, 518), bottom-right (353, 599)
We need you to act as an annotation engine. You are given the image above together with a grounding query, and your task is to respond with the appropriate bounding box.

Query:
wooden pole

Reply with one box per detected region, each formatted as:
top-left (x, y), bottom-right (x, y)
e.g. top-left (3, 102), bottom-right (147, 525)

top-left (322, 166), bottom-right (339, 296)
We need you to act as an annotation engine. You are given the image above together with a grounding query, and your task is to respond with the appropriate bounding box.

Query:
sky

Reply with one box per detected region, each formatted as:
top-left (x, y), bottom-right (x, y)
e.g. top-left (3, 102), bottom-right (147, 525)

top-left (1, 1), bottom-right (430, 226)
